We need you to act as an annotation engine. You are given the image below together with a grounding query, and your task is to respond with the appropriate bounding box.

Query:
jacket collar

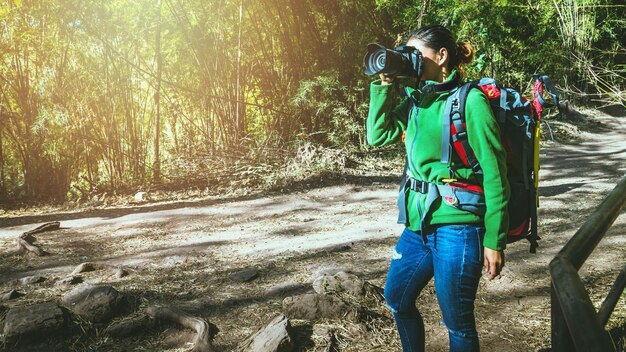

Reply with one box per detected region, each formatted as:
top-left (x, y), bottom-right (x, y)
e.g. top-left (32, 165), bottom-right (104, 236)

top-left (421, 70), bottom-right (461, 94)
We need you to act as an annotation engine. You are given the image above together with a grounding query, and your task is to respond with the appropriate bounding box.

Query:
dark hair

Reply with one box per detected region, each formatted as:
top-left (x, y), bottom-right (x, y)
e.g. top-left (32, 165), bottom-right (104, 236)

top-left (407, 25), bottom-right (474, 77)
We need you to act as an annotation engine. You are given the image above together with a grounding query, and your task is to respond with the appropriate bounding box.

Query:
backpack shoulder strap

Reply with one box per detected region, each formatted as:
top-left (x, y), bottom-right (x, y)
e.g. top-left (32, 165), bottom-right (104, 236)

top-left (441, 89), bottom-right (459, 165)
top-left (442, 83), bottom-right (483, 177)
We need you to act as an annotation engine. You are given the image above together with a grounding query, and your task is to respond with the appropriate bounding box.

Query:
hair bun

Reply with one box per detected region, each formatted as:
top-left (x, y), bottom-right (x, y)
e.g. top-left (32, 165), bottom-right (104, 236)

top-left (457, 41), bottom-right (474, 65)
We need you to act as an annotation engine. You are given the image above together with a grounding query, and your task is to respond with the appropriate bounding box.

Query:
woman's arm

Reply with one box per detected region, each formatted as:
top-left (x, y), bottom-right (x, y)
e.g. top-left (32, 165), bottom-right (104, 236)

top-left (366, 78), bottom-right (410, 146)
top-left (465, 89), bottom-right (510, 251)
top-left (465, 89), bottom-right (509, 279)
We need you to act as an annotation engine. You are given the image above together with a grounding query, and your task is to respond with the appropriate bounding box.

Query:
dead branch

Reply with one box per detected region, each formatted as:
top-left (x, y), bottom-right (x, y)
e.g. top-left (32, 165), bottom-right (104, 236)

top-left (146, 306), bottom-right (213, 352)
top-left (15, 221), bottom-right (59, 256)
top-left (16, 239), bottom-right (46, 256)
top-left (20, 221), bottom-right (60, 241)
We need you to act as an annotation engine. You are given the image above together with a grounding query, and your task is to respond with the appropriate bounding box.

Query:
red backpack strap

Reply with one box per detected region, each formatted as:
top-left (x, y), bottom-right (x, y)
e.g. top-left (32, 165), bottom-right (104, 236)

top-left (441, 83), bottom-right (483, 181)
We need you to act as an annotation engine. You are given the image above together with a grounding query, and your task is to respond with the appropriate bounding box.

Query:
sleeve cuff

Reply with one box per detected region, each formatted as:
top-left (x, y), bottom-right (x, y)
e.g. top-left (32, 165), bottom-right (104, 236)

top-left (483, 234), bottom-right (507, 251)
top-left (370, 80), bottom-right (393, 92)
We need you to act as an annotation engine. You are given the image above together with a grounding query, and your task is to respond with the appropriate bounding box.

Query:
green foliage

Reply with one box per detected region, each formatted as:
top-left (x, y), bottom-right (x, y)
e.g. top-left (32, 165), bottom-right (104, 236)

top-left (290, 70), bottom-right (368, 148)
top-left (0, 0), bottom-right (623, 203)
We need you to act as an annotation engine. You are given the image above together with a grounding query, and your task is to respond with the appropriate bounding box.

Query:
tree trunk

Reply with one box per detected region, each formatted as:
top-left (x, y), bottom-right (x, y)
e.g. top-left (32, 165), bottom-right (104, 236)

top-left (235, 0), bottom-right (244, 143)
top-left (0, 129), bottom-right (5, 199)
top-left (153, 0), bottom-right (163, 183)
top-left (417, 0), bottom-right (430, 28)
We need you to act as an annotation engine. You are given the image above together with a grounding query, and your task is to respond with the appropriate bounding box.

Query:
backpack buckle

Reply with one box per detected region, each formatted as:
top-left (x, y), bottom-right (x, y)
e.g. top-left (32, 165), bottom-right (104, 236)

top-left (451, 97), bottom-right (460, 109)
top-left (409, 178), bottom-right (429, 193)
top-left (452, 131), bottom-right (468, 142)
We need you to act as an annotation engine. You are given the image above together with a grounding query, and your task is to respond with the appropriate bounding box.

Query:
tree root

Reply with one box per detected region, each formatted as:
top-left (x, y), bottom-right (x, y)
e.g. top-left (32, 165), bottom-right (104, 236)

top-left (146, 306), bottom-right (214, 352)
top-left (15, 221), bottom-right (59, 256)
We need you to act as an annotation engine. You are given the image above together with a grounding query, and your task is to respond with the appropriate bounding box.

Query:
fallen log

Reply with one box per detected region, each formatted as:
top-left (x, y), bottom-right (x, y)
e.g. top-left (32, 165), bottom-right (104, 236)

top-left (237, 314), bottom-right (294, 352)
top-left (20, 221), bottom-right (60, 241)
top-left (17, 239), bottom-right (46, 256)
top-left (15, 221), bottom-right (59, 256)
top-left (146, 306), bottom-right (214, 352)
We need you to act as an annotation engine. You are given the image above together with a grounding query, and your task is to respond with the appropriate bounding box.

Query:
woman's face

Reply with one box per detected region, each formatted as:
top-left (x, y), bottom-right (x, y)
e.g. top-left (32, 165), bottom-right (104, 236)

top-left (406, 38), bottom-right (448, 82)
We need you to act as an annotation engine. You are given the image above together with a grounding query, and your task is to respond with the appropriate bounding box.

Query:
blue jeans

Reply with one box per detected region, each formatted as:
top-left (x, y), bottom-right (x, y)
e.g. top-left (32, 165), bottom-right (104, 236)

top-left (384, 225), bottom-right (484, 352)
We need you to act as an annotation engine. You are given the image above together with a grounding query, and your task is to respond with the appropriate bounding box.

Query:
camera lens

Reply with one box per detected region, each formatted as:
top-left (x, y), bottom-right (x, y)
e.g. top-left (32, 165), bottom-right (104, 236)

top-left (364, 43), bottom-right (423, 79)
top-left (368, 50), bottom-right (386, 73)
top-left (364, 43), bottom-right (389, 76)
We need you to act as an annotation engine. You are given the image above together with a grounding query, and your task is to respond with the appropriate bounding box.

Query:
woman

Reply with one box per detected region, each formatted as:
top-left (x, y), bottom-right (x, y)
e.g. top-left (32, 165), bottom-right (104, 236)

top-left (367, 25), bottom-right (509, 352)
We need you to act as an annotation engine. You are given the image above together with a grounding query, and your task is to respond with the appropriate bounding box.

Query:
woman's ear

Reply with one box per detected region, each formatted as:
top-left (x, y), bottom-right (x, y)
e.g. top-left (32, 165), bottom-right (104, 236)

top-left (437, 47), bottom-right (449, 67)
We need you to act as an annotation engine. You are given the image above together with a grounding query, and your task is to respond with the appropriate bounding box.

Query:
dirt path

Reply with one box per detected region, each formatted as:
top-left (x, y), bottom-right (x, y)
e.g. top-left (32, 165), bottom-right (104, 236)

top-left (1, 111), bottom-right (625, 351)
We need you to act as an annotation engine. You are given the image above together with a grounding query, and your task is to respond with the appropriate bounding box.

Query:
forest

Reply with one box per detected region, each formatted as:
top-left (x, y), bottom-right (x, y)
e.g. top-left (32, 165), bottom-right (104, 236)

top-left (0, 0), bottom-right (624, 203)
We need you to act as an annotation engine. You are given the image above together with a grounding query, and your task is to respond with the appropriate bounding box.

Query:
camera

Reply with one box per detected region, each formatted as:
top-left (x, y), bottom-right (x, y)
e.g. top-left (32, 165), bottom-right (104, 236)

top-left (363, 43), bottom-right (423, 80)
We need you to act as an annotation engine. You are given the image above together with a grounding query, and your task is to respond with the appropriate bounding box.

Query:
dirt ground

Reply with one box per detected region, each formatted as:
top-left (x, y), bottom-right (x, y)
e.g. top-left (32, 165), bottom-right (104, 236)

top-left (1, 109), bottom-right (625, 351)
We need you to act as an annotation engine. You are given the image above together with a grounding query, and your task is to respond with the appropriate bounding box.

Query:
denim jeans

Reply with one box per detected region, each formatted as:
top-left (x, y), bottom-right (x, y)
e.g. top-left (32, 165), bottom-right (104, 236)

top-left (384, 225), bottom-right (484, 352)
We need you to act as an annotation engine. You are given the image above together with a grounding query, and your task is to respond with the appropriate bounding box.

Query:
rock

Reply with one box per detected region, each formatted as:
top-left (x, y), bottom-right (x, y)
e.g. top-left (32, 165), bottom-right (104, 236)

top-left (55, 276), bottom-right (83, 289)
top-left (282, 294), bottom-right (352, 321)
top-left (114, 268), bottom-right (129, 278)
top-left (312, 271), bottom-right (365, 297)
top-left (229, 267), bottom-right (259, 282)
top-left (238, 314), bottom-right (294, 352)
top-left (312, 324), bottom-right (334, 336)
top-left (134, 191), bottom-right (147, 202)
top-left (162, 255), bottom-right (187, 268)
top-left (320, 242), bottom-right (353, 253)
top-left (72, 262), bottom-right (108, 275)
top-left (72, 262), bottom-right (96, 274)
top-left (20, 275), bottom-right (46, 285)
top-left (1, 289), bottom-right (25, 301)
top-left (62, 284), bottom-right (128, 324)
top-left (312, 324), bottom-right (337, 350)
top-left (3, 302), bottom-right (67, 343)
top-left (309, 265), bottom-right (350, 280)
top-left (104, 314), bottom-right (151, 337)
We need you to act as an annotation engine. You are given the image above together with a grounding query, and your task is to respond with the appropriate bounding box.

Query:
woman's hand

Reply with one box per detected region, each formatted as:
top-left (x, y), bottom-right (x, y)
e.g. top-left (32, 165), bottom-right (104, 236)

top-left (483, 247), bottom-right (505, 280)
top-left (379, 73), bottom-right (394, 85)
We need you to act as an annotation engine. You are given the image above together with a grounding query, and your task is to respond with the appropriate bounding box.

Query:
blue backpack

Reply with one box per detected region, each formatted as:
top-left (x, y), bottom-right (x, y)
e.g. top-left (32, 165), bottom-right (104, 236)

top-left (399, 75), bottom-right (560, 253)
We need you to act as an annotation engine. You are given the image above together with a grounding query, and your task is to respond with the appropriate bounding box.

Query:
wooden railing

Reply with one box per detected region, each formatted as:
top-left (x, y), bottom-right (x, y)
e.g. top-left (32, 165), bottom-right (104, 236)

top-left (550, 175), bottom-right (626, 352)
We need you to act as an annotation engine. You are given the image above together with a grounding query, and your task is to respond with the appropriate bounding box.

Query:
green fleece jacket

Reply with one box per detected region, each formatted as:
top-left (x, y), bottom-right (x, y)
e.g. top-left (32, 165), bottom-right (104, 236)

top-left (367, 71), bottom-right (510, 250)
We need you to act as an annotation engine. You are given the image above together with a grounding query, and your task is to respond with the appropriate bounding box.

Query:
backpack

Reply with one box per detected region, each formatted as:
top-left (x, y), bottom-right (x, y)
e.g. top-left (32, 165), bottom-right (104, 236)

top-left (399, 75), bottom-right (560, 253)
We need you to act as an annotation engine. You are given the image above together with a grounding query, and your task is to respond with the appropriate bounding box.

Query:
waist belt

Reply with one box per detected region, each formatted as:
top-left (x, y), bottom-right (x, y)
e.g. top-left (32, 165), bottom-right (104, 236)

top-left (397, 175), bottom-right (487, 233)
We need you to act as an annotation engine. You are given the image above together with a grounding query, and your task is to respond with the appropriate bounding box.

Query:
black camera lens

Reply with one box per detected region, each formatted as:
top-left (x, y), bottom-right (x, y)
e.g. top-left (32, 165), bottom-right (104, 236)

top-left (365, 45), bottom-right (388, 76)
top-left (363, 43), bottom-right (423, 80)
